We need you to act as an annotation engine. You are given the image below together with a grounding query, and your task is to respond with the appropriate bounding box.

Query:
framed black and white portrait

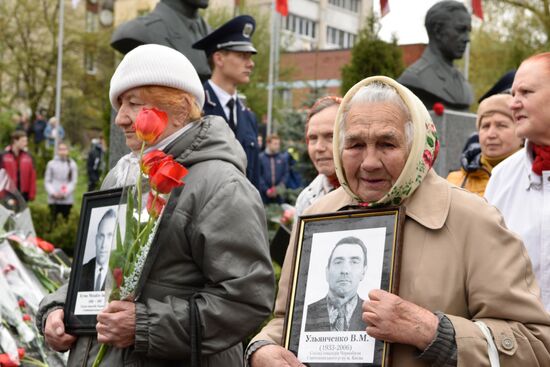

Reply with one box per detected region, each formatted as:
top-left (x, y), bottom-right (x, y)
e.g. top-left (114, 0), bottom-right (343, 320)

top-left (64, 188), bottom-right (126, 335)
top-left (283, 208), bottom-right (404, 366)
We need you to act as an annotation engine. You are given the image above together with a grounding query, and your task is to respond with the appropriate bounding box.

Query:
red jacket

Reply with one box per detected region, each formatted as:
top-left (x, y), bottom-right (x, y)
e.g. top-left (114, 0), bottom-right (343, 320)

top-left (1, 147), bottom-right (36, 200)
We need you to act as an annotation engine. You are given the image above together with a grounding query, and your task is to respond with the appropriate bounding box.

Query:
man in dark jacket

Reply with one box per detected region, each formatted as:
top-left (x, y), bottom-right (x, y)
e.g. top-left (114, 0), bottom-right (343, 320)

top-left (305, 236), bottom-right (367, 332)
top-left (259, 134), bottom-right (289, 204)
top-left (86, 137), bottom-right (104, 191)
top-left (192, 15), bottom-right (261, 190)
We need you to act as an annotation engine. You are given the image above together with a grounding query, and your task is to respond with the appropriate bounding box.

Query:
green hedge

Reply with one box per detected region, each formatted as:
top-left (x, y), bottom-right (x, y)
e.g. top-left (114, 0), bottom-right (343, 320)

top-left (28, 202), bottom-right (79, 257)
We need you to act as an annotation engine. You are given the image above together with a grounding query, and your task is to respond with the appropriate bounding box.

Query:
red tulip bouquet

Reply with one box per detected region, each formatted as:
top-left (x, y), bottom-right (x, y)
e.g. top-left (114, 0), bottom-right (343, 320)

top-left (93, 108), bottom-right (188, 367)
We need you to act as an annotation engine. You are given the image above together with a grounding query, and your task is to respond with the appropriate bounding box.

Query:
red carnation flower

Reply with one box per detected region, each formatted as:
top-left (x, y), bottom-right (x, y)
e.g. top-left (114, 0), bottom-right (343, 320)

top-left (433, 102), bottom-right (445, 116)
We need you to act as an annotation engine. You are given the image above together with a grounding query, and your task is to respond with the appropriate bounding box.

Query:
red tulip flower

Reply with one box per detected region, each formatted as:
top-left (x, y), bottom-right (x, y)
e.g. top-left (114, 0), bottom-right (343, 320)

top-left (113, 267), bottom-right (124, 289)
top-left (149, 159), bottom-right (188, 194)
top-left (146, 191), bottom-right (167, 218)
top-left (18, 299), bottom-right (26, 308)
top-left (37, 238), bottom-right (55, 253)
top-left (0, 354), bottom-right (18, 367)
top-left (432, 102), bottom-right (445, 116)
top-left (22, 314), bottom-right (31, 322)
top-left (135, 107), bottom-right (169, 144)
top-left (141, 150), bottom-right (171, 175)
top-left (17, 348), bottom-right (25, 359)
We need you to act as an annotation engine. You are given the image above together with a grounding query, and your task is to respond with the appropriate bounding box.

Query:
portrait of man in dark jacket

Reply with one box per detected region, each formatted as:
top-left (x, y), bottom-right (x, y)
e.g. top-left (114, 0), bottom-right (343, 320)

top-left (305, 236), bottom-right (368, 332)
top-left (80, 209), bottom-right (116, 292)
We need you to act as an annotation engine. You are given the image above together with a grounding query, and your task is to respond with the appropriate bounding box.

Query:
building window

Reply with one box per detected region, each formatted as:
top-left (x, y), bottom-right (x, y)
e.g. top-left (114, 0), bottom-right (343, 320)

top-left (85, 11), bottom-right (98, 32)
top-left (85, 52), bottom-right (96, 75)
top-left (282, 13), bottom-right (317, 39)
top-left (279, 88), bottom-right (292, 108)
top-left (326, 26), bottom-right (356, 48)
top-left (328, 0), bottom-right (361, 12)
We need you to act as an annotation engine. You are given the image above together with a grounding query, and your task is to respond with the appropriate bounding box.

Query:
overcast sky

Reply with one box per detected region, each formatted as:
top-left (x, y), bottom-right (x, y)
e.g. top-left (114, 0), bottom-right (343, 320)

top-left (374, 0), bottom-right (472, 45)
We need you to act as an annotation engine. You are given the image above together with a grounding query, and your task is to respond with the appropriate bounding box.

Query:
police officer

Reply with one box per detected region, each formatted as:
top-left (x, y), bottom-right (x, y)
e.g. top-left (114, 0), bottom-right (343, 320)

top-left (193, 15), bottom-right (260, 189)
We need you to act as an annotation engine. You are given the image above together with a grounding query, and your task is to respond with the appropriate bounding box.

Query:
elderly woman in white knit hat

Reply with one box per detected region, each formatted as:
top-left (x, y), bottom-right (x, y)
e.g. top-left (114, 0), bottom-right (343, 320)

top-left (248, 76), bottom-right (550, 367)
top-left (37, 44), bottom-right (274, 367)
top-left (447, 94), bottom-right (523, 196)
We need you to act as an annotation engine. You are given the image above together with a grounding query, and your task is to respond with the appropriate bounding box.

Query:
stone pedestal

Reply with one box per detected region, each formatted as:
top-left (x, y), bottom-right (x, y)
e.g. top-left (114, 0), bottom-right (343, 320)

top-left (431, 109), bottom-right (477, 177)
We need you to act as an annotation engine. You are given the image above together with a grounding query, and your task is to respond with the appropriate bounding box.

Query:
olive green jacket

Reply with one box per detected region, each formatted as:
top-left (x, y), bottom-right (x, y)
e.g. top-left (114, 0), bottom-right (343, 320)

top-left (38, 116), bottom-right (275, 366)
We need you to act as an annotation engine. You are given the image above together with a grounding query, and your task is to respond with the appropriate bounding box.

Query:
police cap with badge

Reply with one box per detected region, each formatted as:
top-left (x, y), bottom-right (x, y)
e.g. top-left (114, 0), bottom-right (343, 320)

top-left (192, 15), bottom-right (257, 56)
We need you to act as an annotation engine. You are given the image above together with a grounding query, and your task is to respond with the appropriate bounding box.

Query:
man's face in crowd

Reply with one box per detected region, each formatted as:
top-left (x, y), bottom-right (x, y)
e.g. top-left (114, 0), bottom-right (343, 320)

top-left (326, 243), bottom-right (366, 300)
top-left (215, 50), bottom-right (255, 85)
top-left (95, 215), bottom-right (116, 267)
top-left (13, 136), bottom-right (28, 151)
top-left (341, 102), bottom-right (409, 203)
top-left (268, 138), bottom-right (281, 154)
top-left (435, 10), bottom-right (471, 61)
top-left (308, 105), bottom-right (337, 177)
top-left (510, 59), bottom-right (550, 145)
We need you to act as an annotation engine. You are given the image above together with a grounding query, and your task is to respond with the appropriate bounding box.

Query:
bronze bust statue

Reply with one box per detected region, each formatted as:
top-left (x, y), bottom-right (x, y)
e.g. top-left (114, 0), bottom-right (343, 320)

top-left (397, 1), bottom-right (473, 111)
top-left (111, 0), bottom-right (211, 81)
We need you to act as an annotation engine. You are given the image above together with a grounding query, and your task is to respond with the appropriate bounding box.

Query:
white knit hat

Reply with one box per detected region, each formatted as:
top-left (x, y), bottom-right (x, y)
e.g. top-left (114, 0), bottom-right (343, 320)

top-left (109, 44), bottom-right (205, 111)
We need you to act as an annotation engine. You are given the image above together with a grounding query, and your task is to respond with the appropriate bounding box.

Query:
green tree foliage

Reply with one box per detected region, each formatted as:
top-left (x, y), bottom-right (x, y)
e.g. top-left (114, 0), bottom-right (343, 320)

top-left (469, 0), bottom-right (548, 105)
top-left (341, 17), bottom-right (404, 95)
top-left (0, 0), bottom-right (115, 146)
top-left (0, 0), bottom-right (59, 116)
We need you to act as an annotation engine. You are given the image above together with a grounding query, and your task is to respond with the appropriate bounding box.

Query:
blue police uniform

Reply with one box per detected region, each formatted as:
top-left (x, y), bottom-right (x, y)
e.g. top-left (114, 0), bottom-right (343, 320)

top-left (203, 82), bottom-right (260, 189)
top-left (192, 15), bottom-right (260, 189)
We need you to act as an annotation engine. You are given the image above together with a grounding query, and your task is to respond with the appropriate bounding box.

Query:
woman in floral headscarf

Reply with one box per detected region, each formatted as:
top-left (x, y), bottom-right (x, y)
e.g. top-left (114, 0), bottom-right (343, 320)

top-left (248, 76), bottom-right (550, 367)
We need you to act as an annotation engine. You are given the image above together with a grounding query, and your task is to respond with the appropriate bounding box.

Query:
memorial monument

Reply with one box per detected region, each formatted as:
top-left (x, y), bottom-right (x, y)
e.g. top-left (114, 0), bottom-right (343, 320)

top-left (398, 1), bottom-right (473, 111)
top-left (109, 0), bottom-right (211, 167)
top-left (111, 0), bottom-right (211, 80)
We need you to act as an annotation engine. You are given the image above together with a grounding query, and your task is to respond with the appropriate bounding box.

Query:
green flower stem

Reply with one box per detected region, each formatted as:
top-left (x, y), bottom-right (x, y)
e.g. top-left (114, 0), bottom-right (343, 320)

top-left (92, 344), bottom-right (108, 367)
top-left (21, 356), bottom-right (48, 367)
top-left (122, 217), bottom-right (155, 277)
top-left (136, 141), bottom-right (146, 239)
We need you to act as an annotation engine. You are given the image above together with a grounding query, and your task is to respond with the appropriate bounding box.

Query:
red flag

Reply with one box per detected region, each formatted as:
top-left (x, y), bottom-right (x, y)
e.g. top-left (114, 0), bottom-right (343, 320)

top-left (276, 0), bottom-right (288, 16)
top-left (472, 0), bottom-right (483, 20)
top-left (380, 0), bottom-right (390, 17)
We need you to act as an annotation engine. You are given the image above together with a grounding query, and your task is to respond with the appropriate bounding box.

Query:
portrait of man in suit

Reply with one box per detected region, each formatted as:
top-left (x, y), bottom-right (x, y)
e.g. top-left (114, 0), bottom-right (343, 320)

top-left (80, 209), bottom-right (116, 292)
top-left (305, 236), bottom-right (368, 332)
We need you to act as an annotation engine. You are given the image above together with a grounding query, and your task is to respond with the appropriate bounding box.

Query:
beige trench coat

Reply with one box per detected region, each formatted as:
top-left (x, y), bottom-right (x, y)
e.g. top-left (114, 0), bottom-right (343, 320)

top-left (251, 169), bottom-right (550, 366)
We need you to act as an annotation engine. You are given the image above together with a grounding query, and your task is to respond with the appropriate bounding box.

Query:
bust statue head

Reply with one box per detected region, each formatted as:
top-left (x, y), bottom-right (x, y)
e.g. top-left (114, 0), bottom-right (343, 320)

top-left (425, 1), bottom-right (471, 64)
top-left (180, 0), bottom-right (209, 9)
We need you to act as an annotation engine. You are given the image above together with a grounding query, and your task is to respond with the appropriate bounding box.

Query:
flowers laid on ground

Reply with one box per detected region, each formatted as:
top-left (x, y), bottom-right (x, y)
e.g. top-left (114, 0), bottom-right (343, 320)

top-left (93, 108), bottom-right (188, 367)
top-left (6, 235), bottom-right (69, 294)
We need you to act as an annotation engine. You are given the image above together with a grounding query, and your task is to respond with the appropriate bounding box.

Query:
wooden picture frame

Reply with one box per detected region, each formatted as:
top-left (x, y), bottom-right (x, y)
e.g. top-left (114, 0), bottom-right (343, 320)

top-left (283, 207), bottom-right (404, 366)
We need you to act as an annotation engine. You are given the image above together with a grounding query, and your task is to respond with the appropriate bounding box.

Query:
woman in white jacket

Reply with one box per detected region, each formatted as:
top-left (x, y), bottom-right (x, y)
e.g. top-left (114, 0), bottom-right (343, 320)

top-left (44, 142), bottom-right (77, 221)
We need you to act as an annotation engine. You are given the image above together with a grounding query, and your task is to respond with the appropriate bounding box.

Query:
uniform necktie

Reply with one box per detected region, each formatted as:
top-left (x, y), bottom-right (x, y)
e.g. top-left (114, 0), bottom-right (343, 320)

top-left (94, 267), bottom-right (103, 291)
top-left (226, 98), bottom-right (236, 131)
top-left (334, 306), bottom-right (346, 331)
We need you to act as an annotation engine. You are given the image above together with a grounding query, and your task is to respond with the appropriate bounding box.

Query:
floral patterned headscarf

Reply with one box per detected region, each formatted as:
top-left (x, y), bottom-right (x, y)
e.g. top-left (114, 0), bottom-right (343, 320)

top-left (333, 76), bottom-right (439, 207)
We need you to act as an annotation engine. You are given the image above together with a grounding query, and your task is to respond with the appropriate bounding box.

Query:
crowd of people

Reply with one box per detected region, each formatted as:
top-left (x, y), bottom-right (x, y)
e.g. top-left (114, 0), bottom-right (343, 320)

top-left (1, 118), bottom-right (105, 224)
top-left (0, 11), bottom-right (548, 367)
